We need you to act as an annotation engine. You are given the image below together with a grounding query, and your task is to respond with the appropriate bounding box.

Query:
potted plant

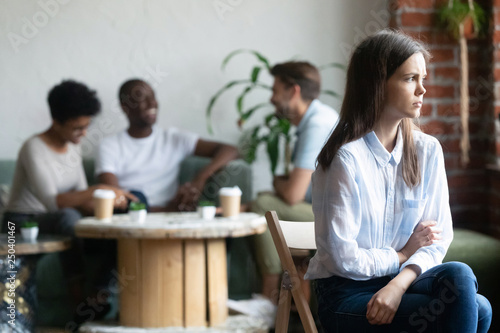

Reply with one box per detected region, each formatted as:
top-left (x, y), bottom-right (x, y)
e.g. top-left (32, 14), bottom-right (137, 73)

top-left (206, 49), bottom-right (343, 176)
top-left (197, 200), bottom-right (217, 220)
top-left (20, 221), bottom-right (39, 241)
top-left (129, 202), bottom-right (147, 224)
top-left (437, 0), bottom-right (488, 165)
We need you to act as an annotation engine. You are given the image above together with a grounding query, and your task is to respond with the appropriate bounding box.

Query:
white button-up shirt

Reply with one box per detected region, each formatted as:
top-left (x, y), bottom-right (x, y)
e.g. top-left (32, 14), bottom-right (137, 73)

top-left (305, 130), bottom-right (453, 281)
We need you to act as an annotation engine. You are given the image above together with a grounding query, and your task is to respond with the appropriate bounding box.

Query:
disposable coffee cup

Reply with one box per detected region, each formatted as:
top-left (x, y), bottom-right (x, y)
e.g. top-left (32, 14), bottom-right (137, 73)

top-left (219, 186), bottom-right (242, 218)
top-left (93, 189), bottom-right (116, 222)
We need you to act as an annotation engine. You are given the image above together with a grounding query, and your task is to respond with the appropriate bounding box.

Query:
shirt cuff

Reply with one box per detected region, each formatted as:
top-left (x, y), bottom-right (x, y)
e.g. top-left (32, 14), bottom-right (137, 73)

top-left (400, 253), bottom-right (428, 275)
top-left (376, 247), bottom-right (400, 276)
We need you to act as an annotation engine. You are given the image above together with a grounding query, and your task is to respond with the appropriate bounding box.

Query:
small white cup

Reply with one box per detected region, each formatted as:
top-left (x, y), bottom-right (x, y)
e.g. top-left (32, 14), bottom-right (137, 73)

top-left (197, 206), bottom-right (216, 220)
top-left (129, 209), bottom-right (147, 224)
top-left (21, 227), bottom-right (39, 241)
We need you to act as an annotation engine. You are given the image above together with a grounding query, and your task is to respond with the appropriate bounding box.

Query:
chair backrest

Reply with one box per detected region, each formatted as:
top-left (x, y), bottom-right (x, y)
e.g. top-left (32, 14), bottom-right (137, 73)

top-left (265, 211), bottom-right (318, 333)
top-left (279, 220), bottom-right (316, 250)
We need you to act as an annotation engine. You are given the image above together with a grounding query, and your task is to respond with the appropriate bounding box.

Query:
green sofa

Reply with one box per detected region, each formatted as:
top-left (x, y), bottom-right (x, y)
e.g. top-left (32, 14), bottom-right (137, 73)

top-left (0, 157), bottom-right (260, 328)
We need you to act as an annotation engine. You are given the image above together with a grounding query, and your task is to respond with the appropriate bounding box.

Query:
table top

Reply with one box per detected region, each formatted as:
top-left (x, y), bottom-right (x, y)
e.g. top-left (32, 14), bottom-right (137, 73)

top-left (0, 234), bottom-right (71, 255)
top-left (75, 212), bottom-right (267, 239)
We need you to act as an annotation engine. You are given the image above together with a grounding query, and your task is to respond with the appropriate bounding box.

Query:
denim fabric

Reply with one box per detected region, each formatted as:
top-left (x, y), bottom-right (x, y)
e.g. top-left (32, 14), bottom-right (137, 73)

top-left (315, 262), bottom-right (491, 333)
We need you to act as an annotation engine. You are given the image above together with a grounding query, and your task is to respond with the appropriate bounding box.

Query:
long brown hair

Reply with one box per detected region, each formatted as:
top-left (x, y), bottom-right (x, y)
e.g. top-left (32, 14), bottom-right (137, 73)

top-left (316, 29), bottom-right (430, 188)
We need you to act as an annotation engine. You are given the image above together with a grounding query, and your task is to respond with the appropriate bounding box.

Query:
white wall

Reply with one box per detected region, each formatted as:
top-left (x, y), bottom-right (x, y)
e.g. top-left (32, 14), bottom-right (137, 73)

top-left (0, 0), bottom-right (388, 195)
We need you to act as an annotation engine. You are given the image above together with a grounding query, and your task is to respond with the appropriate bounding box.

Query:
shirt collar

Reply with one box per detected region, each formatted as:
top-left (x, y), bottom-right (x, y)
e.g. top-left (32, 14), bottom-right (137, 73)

top-left (125, 125), bottom-right (157, 142)
top-left (363, 129), bottom-right (403, 167)
top-left (297, 99), bottom-right (319, 133)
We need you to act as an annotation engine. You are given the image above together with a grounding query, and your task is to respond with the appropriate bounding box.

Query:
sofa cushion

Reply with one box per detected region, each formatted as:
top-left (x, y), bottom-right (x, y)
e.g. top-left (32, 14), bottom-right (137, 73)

top-left (0, 160), bottom-right (16, 186)
top-left (0, 185), bottom-right (10, 217)
top-left (179, 156), bottom-right (253, 204)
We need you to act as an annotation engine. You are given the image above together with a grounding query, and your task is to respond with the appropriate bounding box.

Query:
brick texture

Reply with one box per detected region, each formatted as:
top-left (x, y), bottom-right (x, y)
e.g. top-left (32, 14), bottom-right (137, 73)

top-left (437, 103), bottom-right (460, 116)
top-left (393, 0), bottom-right (434, 10)
top-left (401, 12), bottom-right (434, 27)
top-left (434, 67), bottom-right (460, 80)
top-left (423, 85), bottom-right (455, 98)
top-left (431, 49), bottom-right (456, 63)
top-left (389, 0), bottom-right (497, 233)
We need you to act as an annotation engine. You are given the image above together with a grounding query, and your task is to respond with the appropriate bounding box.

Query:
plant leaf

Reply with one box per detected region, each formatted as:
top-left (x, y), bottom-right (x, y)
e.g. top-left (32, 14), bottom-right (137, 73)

top-left (221, 49), bottom-right (246, 71)
top-left (255, 82), bottom-right (272, 90)
top-left (321, 89), bottom-right (342, 99)
top-left (236, 83), bottom-right (272, 116)
top-left (251, 51), bottom-right (271, 70)
top-left (319, 62), bottom-right (346, 71)
top-left (221, 49), bottom-right (271, 71)
top-left (251, 66), bottom-right (261, 83)
top-left (436, 0), bottom-right (488, 40)
top-left (206, 79), bottom-right (250, 134)
top-left (239, 126), bottom-right (264, 164)
top-left (277, 118), bottom-right (291, 136)
top-left (237, 85), bottom-right (253, 114)
top-left (248, 127), bottom-right (264, 163)
top-left (264, 113), bottom-right (276, 125)
top-left (266, 129), bottom-right (279, 175)
top-left (240, 103), bottom-right (272, 122)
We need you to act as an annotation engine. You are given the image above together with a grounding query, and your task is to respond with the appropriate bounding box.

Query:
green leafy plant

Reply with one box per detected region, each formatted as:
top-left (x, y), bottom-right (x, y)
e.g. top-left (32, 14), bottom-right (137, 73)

top-left (129, 202), bottom-right (146, 211)
top-left (198, 200), bottom-right (215, 207)
top-left (22, 221), bottom-right (38, 228)
top-left (437, 0), bottom-right (487, 39)
top-left (436, 0), bottom-right (488, 165)
top-left (207, 49), bottom-right (344, 175)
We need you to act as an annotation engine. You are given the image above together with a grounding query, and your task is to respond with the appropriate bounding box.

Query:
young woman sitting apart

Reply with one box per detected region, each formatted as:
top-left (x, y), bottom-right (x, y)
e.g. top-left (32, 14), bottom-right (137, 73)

top-left (305, 30), bottom-right (492, 333)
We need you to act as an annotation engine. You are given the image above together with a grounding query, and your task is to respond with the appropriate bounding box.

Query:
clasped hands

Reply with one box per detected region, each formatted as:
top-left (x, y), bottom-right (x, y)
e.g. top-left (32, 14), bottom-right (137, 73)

top-left (366, 220), bottom-right (442, 326)
top-left (164, 180), bottom-right (204, 212)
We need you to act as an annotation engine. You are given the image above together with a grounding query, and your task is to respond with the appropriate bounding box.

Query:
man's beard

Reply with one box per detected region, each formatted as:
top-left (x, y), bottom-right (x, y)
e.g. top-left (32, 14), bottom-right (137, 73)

top-left (275, 103), bottom-right (291, 120)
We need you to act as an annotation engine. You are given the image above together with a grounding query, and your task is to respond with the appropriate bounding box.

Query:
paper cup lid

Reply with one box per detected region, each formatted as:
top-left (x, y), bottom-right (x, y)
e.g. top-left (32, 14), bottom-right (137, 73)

top-left (93, 189), bottom-right (116, 199)
top-left (219, 186), bottom-right (242, 196)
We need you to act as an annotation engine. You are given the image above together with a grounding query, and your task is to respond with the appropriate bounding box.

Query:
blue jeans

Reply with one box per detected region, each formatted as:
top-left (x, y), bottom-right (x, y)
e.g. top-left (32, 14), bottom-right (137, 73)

top-left (315, 262), bottom-right (492, 333)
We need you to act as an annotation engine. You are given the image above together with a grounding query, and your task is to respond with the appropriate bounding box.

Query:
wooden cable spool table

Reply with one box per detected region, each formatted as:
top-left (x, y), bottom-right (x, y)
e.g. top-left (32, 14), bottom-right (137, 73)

top-left (0, 235), bottom-right (71, 256)
top-left (75, 212), bottom-right (267, 329)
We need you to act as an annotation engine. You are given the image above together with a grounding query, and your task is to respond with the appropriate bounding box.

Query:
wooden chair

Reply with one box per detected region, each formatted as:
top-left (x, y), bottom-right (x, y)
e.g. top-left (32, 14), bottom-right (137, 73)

top-left (265, 211), bottom-right (318, 333)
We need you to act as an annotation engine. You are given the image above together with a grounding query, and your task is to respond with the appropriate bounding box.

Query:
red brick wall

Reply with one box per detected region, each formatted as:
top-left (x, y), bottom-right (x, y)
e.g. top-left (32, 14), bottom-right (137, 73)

top-left (389, 0), bottom-right (497, 233)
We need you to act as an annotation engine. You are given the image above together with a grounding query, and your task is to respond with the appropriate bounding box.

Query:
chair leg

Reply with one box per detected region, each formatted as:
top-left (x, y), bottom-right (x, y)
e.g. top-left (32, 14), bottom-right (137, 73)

top-left (292, 285), bottom-right (318, 333)
top-left (292, 255), bottom-right (311, 309)
top-left (275, 286), bottom-right (292, 332)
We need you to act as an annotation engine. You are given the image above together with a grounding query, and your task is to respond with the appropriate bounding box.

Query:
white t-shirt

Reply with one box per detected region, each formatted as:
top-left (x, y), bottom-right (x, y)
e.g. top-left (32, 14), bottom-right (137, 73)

top-left (95, 126), bottom-right (199, 207)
